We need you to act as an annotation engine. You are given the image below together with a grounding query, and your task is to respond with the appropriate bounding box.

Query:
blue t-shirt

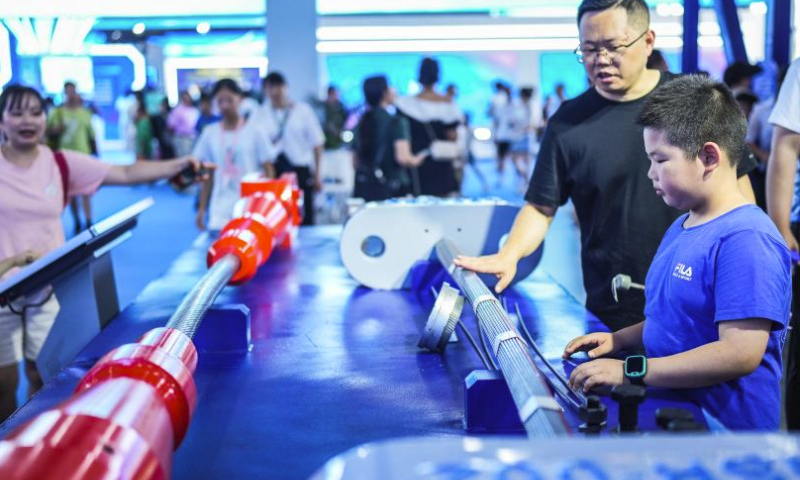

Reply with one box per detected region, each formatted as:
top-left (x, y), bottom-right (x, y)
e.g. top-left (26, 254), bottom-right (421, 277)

top-left (643, 204), bottom-right (791, 430)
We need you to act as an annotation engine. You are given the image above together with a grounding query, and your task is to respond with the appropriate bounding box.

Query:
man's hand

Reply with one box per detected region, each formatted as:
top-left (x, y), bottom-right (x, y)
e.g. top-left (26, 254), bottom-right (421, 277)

top-left (313, 173), bottom-right (323, 192)
top-left (568, 358), bottom-right (625, 393)
top-left (454, 252), bottom-right (518, 293)
top-left (563, 332), bottom-right (618, 359)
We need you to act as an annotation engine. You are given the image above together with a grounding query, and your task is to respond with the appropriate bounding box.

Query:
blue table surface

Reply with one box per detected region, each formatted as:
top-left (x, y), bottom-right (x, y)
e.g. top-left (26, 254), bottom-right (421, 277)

top-left (0, 226), bottom-right (705, 480)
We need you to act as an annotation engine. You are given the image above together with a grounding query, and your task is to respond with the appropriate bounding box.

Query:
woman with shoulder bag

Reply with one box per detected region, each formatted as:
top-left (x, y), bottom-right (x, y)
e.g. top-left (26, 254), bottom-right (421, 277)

top-left (395, 57), bottom-right (463, 197)
top-left (352, 75), bottom-right (424, 202)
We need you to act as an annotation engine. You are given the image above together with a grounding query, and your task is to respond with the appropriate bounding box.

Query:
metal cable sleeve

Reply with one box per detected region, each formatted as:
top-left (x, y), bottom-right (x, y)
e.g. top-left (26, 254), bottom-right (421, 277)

top-left (436, 239), bottom-right (569, 438)
top-left (166, 254), bottom-right (241, 339)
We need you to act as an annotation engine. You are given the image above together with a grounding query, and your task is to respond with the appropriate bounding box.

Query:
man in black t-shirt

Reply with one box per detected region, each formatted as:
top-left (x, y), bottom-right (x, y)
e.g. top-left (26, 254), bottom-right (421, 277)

top-left (455, 0), bottom-right (756, 331)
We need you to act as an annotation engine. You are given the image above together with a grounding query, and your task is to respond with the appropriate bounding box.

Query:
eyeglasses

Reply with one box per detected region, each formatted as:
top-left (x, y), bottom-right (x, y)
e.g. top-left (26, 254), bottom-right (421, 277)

top-left (574, 30), bottom-right (648, 64)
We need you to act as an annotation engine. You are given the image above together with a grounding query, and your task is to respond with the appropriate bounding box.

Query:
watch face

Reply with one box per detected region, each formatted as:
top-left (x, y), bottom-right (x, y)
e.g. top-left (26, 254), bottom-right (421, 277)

top-left (625, 355), bottom-right (646, 377)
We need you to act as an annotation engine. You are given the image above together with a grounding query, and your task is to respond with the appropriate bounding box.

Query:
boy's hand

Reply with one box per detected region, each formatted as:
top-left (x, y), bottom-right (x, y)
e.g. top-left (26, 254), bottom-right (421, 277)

top-left (568, 358), bottom-right (625, 393)
top-left (563, 332), bottom-right (617, 359)
top-left (454, 252), bottom-right (517, 293)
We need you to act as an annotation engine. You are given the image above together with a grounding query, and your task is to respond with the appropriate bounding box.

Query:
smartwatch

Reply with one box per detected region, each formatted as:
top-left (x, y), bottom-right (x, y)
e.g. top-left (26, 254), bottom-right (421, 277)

top-left (624, 355), bottom-right (647, 386)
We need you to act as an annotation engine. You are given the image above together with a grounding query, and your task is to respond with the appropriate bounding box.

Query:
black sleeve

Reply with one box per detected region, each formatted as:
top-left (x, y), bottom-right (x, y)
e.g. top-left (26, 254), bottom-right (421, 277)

top-left (736, 149), bottom-right (758, 177)
top-left (524, 125), bottom-right (570, 208)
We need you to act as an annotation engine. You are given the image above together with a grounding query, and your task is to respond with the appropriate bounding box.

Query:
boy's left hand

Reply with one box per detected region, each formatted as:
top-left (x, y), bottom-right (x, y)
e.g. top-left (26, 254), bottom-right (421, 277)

top-left (568, 358), bottom-right (625, 393)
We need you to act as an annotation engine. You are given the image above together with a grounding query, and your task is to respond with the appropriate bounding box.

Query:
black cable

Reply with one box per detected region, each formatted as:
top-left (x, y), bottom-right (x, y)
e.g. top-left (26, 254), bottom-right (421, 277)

top-left (514, 302), bottom-right (586, 409)
top-left (457, 322), bottom-right (491, 370)
top-left (430, 286), bottom-right (492, 370)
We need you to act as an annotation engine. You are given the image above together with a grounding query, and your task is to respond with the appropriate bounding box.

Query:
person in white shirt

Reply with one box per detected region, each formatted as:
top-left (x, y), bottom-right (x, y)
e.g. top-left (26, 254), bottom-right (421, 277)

top-left (238, 93), bottom-right (260, 122)
top-left (765, 58), bottom-right (800, 431)
top-left (508, 87), bottom-right (537, 190)
top-left (543, 83), bottom-right (566, 123)
top-left (488, 82), bottom-right (511, 179)
top-left (195, 78), bottom-right (276, 231)
top-left (255, 72), bottom-right (325, 225)
top-left (747, 67), bottom-right (789, 210)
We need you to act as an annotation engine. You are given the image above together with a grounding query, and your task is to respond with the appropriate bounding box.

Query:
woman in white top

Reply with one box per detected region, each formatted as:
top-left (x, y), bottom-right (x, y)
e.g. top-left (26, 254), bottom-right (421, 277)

top-left (395, 57), bottom-right (463, 197)
top-left (195, 79), bottom-right (276, 231)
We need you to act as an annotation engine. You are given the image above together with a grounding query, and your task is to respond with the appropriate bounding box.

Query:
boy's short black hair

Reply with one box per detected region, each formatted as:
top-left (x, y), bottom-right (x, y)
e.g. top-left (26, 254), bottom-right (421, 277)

top-left (0, 84), bottom-right (45, 121)
top-left (577, 0), bottom-right (650, 29)
top-left (262, 72), bottom-right (287, 88)
top-left (637, 75), bottom-right (747, 167)
top-left (211, 78), bottom-right (243, 97)
top-left (64, 81), bottom-right (76, 90)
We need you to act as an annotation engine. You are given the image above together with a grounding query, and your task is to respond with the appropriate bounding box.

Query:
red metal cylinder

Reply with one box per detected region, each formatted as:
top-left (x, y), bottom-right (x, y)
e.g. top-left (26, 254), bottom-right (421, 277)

top-left (207, 191), bottom-right (291, 284)
top-left (137, 327), bottom-right (198, 373)
top-left (75, 333), bottom-right (198, 447)
top-left (0, 378), bottom-right (173, 480)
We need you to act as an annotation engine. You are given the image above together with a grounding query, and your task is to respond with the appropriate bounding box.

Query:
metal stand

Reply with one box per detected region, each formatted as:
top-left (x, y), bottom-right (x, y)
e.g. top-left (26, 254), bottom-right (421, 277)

top-left (37, 245), bottom-right (123, 382)
top-left (464, 370), bottom-right (525, 433)
top-left (193, 305), bottom-right (251, 354)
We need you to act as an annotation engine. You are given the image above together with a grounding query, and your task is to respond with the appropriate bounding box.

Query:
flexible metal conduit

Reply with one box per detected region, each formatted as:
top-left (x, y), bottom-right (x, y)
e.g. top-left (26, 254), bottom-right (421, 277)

top-left (166, 254), bottom-right (242, 339)
top-left (435, 239), bottom-right (569, 438)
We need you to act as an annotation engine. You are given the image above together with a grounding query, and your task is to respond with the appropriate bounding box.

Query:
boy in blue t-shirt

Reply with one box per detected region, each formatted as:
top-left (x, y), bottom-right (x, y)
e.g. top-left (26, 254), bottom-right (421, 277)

top-left (562, 75), bottom-right (791, 430)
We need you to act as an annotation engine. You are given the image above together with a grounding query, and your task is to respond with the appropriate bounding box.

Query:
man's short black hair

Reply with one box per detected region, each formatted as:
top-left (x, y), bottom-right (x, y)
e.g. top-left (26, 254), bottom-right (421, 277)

top-left (262, 72), bottom-right (287, 88)
top-left (637, 75), bottom-right (747, 167)
top-left (722, 61), bottom-right (762, 88)
top-left (577, 0), bottom-right (650, 29)
top-left (64, 81), bottom-right (76, 90)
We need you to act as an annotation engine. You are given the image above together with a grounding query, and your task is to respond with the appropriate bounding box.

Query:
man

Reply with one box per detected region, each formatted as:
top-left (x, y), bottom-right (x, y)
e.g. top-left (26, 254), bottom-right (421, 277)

top-left (765, 56), bottom-right (800, 431)
top-left (543, 83), bottom-right (567, 122)
top-left (47, 82), bottom-right (97, 234)
top-left (323, 85), bottom-right (348, 151)
top-left (256, 72), bottom-right (325, 225)
top-left (167, 91), bottom-right (199, 157)
top-left (456, 0), bottom-right (756, 331)
top-left (723, 61), bottom-right (762, 97)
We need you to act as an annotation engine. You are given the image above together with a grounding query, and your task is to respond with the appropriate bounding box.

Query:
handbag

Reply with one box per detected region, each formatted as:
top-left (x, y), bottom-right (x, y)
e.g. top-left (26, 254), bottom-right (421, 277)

top-left (422, 122), bottom-right (458, 162)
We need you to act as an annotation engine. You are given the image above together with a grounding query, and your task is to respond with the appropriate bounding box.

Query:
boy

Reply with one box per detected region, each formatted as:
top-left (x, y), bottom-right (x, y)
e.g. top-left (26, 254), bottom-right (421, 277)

top-left (563, 75), bottom-right (791, 431)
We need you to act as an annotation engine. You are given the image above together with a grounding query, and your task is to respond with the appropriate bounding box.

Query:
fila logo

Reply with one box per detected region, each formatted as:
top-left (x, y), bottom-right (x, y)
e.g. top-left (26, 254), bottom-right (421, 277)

top-left (673, 263), bottom-right (693, 281)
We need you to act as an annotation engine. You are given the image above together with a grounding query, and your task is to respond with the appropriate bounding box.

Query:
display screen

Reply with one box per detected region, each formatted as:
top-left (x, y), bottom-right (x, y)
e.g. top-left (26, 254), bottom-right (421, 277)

top-left (39, 56), bottom-right (95, 95)
top-left (625, 356), bottom-right (646, 376)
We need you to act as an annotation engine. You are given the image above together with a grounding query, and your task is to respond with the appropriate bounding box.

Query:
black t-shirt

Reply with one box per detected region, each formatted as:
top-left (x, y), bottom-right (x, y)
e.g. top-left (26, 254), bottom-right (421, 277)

top-left (525, 71), bottom-right (758, 330)
top-left (353, 107), bottom-right (412, 197)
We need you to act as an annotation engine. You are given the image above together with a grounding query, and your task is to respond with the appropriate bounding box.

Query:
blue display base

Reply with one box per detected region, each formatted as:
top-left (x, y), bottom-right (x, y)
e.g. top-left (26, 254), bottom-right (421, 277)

top-left (193, 304), bottom-right (251, 354)
top-left (464, 369), bottom-right (525, 434)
